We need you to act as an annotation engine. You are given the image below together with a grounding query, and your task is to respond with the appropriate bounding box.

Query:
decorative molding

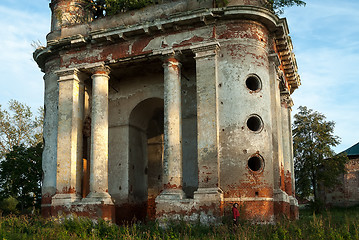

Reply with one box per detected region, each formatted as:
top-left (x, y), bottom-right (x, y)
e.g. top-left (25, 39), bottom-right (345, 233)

top-left (55, 68), bottom-right (81, 82)
top-left (191, 41), bottom-right (220, 53)
top-left (280, 93), bottom-right (294, 108)
top-left (91, 64), bottom-right (111, 76)
top-left (268, 52), bottom-right (280, 68)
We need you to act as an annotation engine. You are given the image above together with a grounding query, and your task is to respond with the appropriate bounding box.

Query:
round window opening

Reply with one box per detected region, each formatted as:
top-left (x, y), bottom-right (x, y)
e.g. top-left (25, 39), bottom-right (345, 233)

top-left (246, 75), bottom-right (262, 91)
top-left (247, 115), bottom-right (263, 132)
top-left (248, 155), bottom-right (263, 172)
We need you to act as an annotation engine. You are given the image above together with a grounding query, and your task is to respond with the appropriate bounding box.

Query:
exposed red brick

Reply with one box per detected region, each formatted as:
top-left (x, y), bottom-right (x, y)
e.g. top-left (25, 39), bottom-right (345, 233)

top-left (58, 186), bottom-right (76, 194)
top-left (217, 21), bottom-right (268, 43)
top-left (173, 36), bottom-right (204, 47)
top-left (284, 170), bottom-right (293, 196)
top-left (290, 204), bottom-right (299, 220)
top-left (147, 196), bottom-right (157, 220)
top-left (224, 200), bottom-right (274, 222)
top-left (274, 201), bottom-right (290, 220)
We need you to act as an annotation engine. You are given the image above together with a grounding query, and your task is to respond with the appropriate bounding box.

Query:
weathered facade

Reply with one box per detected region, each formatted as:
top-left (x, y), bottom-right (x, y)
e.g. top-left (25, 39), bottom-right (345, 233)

top-left (34, 0), bottom-right (300, 224)
top-left (321, 142), bottom-right (359, 207)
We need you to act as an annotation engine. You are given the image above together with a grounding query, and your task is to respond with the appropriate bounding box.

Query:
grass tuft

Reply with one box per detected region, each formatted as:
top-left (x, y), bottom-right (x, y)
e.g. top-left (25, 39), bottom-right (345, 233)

top-left (0, 207), bottom-right (359, 239)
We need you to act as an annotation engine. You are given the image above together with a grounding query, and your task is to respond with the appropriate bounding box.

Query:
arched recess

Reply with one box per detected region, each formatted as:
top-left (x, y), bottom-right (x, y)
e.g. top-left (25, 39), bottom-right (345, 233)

top-left (128, 97), bottom-right (164, 221)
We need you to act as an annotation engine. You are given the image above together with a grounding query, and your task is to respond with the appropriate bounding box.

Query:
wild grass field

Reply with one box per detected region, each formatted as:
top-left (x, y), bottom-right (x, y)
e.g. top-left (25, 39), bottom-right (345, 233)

top-left (0, 207), bottom-right (358, 239)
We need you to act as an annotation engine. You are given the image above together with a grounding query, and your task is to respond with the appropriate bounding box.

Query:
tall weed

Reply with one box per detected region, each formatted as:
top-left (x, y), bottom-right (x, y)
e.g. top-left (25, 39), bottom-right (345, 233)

top-left (0, 207), bottom-right (358, 239)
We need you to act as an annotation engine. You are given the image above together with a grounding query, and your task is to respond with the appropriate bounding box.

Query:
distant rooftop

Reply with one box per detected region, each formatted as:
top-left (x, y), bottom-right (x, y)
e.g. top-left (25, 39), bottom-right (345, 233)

top-left (343, 142), bottom-right (359, 156)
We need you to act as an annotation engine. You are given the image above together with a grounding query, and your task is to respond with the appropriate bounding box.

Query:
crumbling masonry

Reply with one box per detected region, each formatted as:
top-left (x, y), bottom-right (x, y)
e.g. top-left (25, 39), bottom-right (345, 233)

top-left (34, 0), bottom-right (301, 224)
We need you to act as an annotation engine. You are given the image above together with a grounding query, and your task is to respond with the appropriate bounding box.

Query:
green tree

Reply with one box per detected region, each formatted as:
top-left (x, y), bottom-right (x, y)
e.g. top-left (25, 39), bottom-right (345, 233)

top-left (0, 143), bottom-right (43, 214)
top-left (0, 100), bottom-right (43, 158)
top-left (293, 106), bottom-right (348, 202)
top-left (87, 0), bottom-right (305, 17)
top-left (266, 0), bottom-right (306, 14)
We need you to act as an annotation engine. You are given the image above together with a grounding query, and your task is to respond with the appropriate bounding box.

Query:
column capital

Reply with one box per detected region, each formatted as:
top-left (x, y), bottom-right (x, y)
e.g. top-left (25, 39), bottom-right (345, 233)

top-left (90, 65), bottom-right (110, 77)
top-left (268, 51), bottom-right (281, 68)
top-left (162, 55), bottom-right (182, 69)
top-left (191, 41), bottom-right (220, 59)
top-left (159, 49), bottom-right (183, 67)
top-left (280, 93), bottom-right (294, 108)
top-left (55, 68), bottom-right (81, 82)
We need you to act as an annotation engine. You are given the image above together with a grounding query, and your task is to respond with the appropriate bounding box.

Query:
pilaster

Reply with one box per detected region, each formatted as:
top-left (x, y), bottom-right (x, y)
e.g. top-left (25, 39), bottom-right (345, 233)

top-left (53, 68), bottom-right (84, 204)
top-left (268, 52), bottom-right (290, 219)
top-left (191, 42), bottom-right (222, 198)
top-left (268, 52), bottom-right (286, 192)
top-left (41, 71), bottom-right (59, 215)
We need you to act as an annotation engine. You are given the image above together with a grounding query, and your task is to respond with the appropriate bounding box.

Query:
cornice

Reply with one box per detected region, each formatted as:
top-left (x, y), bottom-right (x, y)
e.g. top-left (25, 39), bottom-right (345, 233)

top-left (42, 6), bottom-right (280, 49)
top-left (34, 5), bottom-right (299, 89)
top-left (275, 35), bottom-right (301, 93)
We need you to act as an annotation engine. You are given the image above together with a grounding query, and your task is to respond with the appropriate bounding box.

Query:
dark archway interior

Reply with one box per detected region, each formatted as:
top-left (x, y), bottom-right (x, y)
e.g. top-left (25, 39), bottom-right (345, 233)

top-left (128, 98), bottom-right (164, 221)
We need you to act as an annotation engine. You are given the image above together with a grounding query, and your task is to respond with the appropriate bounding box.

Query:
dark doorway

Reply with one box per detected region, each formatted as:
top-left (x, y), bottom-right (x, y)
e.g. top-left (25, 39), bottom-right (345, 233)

top-left (128, 98), bottom-right (164, 221)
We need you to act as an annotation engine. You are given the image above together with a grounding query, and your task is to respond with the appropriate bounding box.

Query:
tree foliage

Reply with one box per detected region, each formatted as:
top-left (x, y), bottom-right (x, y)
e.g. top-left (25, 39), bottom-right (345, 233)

top-left (293, 106), bottom-right (348, 202)
top-left (87, 0), bottom-right (305, 18)
top-left (0, 143), bottom-right (43, 214)
top-left (266, 0), bottom-right (306, 14)
top-left (0, 100), bottom-right (43, 158)
top-left (87, 0), bottom-right (153, 17)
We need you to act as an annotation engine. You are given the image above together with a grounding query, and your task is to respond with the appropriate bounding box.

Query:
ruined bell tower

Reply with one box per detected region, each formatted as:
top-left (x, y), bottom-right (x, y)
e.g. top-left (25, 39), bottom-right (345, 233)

top-left (34, 0), bottom-right (300, 224)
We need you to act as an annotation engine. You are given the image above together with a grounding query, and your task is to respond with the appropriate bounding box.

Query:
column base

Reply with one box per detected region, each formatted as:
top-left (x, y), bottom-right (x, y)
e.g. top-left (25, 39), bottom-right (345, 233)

top-left (289, 196), bottom-right (299, 220)
top-left (194, 187), bottom-right (223, 201)
top-left (46, 192), bottom-right (115, 222)
top-left (155, 188), bottom-right (224, 226)
top-left (194, 187), bottom-right (224, 225)
top-left (52, 193), bottom-right (81, 205)
top-left (273, 189), bottom-right (290, 202)
top-left (273, 189), bottom-right (290, 219)
top-left (83, 192), bottom-right (114, 205)
top-left (156, 188), bottom-right (185, 200)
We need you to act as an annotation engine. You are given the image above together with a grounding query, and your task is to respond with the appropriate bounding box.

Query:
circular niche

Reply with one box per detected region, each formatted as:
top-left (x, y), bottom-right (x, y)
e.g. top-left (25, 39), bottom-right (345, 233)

top-left (245, 75), bottom-right (262, 92)
top-left (246, 115), bottom-right (263, 132)
top-left (248, 155), bottom-right (264, 172)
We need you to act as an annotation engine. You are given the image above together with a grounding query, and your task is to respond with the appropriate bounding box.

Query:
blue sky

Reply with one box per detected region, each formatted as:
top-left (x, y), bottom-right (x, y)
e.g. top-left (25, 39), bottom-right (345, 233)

top-left (0, 0), bottom-right (358, 152)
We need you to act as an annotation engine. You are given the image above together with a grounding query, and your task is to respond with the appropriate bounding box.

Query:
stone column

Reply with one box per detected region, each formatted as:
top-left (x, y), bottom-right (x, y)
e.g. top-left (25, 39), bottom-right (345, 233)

top-left (158, 54), bottom-right (185, 199)
top-left (288, 108), bottom-right (295, 195)
top-left (53, 68), bottom-right (84, 204)
top-left (85, 65), bottom-right (113, 204)
top-left (192, 43), bottom-right (223, 198)
top-left (281, 93), bottom-right (294, 196)
top-left (287, 104), bottom-right (298, 220)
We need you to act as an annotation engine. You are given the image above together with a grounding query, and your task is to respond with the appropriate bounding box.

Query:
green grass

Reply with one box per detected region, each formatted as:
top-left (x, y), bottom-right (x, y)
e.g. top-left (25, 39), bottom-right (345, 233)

top-left (0, 207), bottom-right (359, 239)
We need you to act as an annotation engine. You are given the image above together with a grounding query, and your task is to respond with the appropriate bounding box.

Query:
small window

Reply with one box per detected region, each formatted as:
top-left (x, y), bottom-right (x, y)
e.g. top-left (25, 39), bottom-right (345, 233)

top-left (246, 75), bottom-right (262, 92)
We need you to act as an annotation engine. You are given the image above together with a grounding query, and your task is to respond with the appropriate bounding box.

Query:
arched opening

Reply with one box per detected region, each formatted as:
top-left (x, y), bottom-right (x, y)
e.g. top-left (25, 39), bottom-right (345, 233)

top-left (128, 98), bottom-right (164, 221)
